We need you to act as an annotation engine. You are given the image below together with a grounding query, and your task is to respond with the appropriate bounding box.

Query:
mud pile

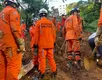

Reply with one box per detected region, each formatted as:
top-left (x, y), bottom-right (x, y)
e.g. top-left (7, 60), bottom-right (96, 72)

top-left (22, 32), bottom-right (102, 80)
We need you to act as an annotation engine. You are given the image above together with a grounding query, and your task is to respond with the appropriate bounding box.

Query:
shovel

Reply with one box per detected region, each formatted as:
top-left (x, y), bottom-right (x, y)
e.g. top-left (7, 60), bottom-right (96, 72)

top-left (84, 46), bottom-right (97, 71)
top-left (18, 60), bottom-right (34, 79)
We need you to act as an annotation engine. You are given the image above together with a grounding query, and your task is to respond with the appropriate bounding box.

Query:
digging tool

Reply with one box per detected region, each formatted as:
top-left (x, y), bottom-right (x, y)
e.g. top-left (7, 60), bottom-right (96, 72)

top-left (61, 40), bottom-right (66, 50)
top-left (84, 46), bottom-right (97, 71)
top-left (63, 41), bottom-right (67, 59)
top-left (56, 40), bottom-right (66, 55)
top-left (84, 56), bottom-right (97, 71)
top-left (55, 43), bottom-right (61, 50)
top-left (84, 33), bottom-right (102, 71)
top-left (18, 47), bottom-right (38, 79)
top-left (18, 60), bottom-right (34, 79)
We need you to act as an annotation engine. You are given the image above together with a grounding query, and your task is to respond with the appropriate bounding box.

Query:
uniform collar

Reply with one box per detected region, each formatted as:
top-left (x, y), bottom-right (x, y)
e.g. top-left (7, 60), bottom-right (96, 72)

top-left (41, 17), bottom-right (47, 20)
top-left (6, 6), bottom-right (14, 9)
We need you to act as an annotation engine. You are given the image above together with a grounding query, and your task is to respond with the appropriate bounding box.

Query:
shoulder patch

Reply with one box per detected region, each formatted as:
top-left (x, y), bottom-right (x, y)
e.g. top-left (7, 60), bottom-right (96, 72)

top-left (13, 11), bottom-right (17, 15)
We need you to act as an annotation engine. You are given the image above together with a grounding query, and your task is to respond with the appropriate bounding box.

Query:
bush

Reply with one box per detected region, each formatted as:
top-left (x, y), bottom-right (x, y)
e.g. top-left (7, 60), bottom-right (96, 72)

top-left (84, 20), bottom-right (98, 32)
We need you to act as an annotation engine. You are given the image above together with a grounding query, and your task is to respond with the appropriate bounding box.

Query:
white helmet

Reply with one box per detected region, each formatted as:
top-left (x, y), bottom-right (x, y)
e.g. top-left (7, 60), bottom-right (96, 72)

top-left (21, 20), bottom-right (24, 23)
top-left (39, 8), bottom-right (48, 14)
top-left (32, 18), bottom-right (38, 22)
top-left (4, 0), bottom-right (18, 4)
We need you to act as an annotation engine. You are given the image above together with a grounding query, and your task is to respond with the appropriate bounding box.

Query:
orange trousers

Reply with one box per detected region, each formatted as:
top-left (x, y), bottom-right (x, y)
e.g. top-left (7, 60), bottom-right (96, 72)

top-left (67, 40), bottom-right (80, 53)
top-left (0, 47), bottom-right (22, 80)
top-left (67, 40), bottom-right (81, 60)
top-left (38, 48), bottom-right (56, 74)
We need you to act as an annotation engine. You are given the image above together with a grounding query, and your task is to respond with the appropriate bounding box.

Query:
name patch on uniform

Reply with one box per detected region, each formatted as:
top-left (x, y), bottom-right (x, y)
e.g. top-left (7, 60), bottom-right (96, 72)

top-left (41, 23), bottom-right (52, 28)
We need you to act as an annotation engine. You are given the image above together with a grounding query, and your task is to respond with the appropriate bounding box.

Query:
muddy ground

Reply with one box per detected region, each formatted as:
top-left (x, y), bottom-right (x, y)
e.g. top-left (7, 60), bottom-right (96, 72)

top-left (21, 32), bottom-right (102, 80)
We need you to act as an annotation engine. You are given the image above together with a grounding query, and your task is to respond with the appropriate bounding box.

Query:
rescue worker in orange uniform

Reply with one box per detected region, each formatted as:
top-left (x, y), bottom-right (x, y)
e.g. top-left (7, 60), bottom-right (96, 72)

top-left (35, 8), bottom-right (57, 79)
top-left (21, 20), bottom-right (26, 39)
top-left (0, 0), bottom-right (25, 80)
top-left (56, 20), bottom-right (61, 32)
top-left (61, 14), bottom-right (66, 27)
top-left (52, 16), bottom-right (57, 26)
top-left (60, 14), bottom-right (66, 37)
top-left (63, 8), bottom-right (81, 68)
top-left (29, 19), bottom-right (38, 69)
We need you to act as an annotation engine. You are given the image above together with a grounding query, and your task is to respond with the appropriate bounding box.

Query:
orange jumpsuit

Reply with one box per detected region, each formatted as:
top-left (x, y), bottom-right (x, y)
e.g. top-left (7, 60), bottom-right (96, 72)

top-left (0, 6), bottom-right (22, 80)
top-left (64, 15), bottom-right (80, 61)
top-left (98, 6), bottom-right (102, 27)
top-left (36, 17), bottom-right (56, 74)
top-left (61, 17), bottom-right (66, 27)
top-left (21, 23), bottom-right (26, 39)
top-left (52, 17), bottom-right (56, 26)
top-left (61, 17), bottom-right (66, 37)
top-left (29, 25), bottom-right (38, 66)
top-left (56, 22), bottom-right (61, 31)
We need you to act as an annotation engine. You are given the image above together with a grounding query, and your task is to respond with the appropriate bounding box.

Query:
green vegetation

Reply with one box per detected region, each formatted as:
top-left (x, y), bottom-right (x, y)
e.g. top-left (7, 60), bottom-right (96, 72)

top-left (20, 0), bottom-right (48, 29)
top-left (0, 0), bottom-right (101, 32)
top-left (66, 0), bottom-right (101, 32)
top-left (0, 0), bottom-right (48, 28)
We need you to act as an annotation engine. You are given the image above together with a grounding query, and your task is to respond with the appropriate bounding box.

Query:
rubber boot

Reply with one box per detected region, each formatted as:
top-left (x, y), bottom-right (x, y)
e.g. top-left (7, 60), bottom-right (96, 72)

top-left (67, 53), bottom-right (73, 68)
top-left (76, 60), bottom-right (81, 69)
top-left (51, 71), bottom-right (57, 80)
top-left (34, 65), bottom-right (38, 70)
top-left (75, 56), bottom-right (81, 69)
top-left (67, 60), bottom-right (73, 68)
top-left (38, 73), bottom-right (45, 80)
top-left (32, 65), bottom-right (39, 80)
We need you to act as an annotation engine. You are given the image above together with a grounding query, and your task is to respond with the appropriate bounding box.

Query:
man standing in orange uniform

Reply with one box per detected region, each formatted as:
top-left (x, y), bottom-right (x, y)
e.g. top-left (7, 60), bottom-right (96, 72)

top-left (0, 0), bottom-right (25, 80)
top-left (56, 20), bottom-right (61, 32)
top-left (60, 14), bottom-right (66, 37)
top-left (29, 19), bottom-right (38, 69)
top-left (52, 16), bottom-right (57, 26)
top-left (21, 20), bottom-right (26, 39)
top-left (63, 8), bottom-right (81, 68)
top-left (61, 14), bottom-right (66, 27)
top-left (35, 8), bottom-right (57, 79)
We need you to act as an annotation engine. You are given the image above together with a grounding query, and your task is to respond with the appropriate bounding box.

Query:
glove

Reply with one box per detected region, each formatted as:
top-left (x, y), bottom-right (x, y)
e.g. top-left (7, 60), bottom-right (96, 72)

top-left (54, 43), bottom-right (56, 46)
top-left (78, 37), bottom-right (82, 41)
top-left (34, 44), bottom-right (38, 48)
top-left (94, 37), bottom-right (102, 46)
top-left (19, 45), bottom-right (25, 52)
top-left (17, 38), bottom-right (25, 52)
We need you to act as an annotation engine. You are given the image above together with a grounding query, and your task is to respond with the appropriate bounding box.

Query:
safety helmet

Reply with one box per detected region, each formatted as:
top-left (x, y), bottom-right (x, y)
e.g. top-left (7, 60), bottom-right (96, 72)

top-left (70, 7), bottom-right (80, 14)
top-left (4, 0), bottom-right (18, 5)
top-left (32, 18), bottom-right (38, 22)
top-left (21, 20), bottom-right (24, 23)
top-left (39, 8), bottom-right (48, 15)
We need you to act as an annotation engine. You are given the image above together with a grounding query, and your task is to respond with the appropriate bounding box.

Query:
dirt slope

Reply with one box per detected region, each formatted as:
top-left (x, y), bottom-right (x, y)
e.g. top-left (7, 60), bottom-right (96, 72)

top-left (22, 32), bottom-right (102, 80)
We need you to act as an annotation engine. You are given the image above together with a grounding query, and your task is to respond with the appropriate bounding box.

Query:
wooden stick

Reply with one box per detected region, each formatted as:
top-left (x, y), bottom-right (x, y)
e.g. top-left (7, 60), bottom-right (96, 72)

top-left (61, 40), bottom-right (66, 50)
top-left (18, 60), bottom-right (34, 79)
top-left (55, 43), bottom-right (61, 50)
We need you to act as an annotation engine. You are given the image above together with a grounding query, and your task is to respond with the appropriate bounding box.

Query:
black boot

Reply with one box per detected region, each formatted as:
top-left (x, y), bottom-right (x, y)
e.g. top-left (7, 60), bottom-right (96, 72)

top-left (34, 65), bottom-right (38, 70)
top-left (75, 60), bottom-right (81, 69)
top-left (51, 71), bottom-right (57, 80)
top-left (38, 73), bottom-right (45, 80)
top-left (67, 60), bottom-right (73, 69)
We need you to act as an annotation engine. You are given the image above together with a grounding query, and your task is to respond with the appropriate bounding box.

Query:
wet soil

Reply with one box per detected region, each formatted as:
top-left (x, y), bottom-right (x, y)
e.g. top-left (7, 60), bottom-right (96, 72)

top-left (22, 31), bottom-right (102, 80)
